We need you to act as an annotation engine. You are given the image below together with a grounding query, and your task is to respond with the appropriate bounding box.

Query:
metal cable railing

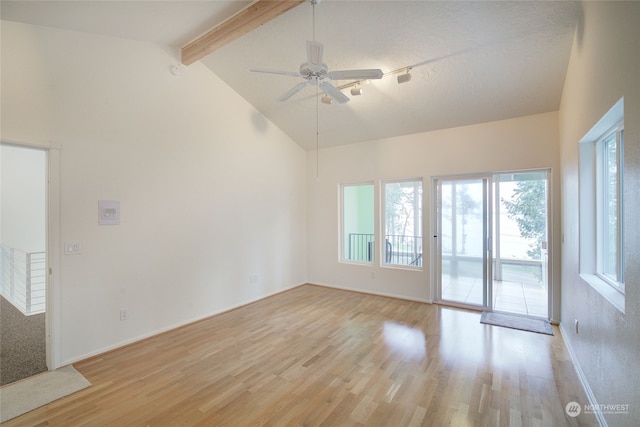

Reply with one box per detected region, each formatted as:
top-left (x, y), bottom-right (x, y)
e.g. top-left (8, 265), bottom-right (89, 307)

top-left (0, 246), bottom-right (46, 315)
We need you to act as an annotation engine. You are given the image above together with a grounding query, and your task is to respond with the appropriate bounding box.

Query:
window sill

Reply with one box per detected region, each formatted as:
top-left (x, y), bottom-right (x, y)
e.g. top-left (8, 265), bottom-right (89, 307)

top-left (340, 260), bottom-right (374, 267)
top-left (579, 273), bottom-right (625, 313)
top-left (381, 264), bottom-right (423, 272)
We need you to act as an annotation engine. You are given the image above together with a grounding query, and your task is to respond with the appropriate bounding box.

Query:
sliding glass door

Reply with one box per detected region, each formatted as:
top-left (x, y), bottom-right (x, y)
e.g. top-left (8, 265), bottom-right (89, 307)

top-left (434, 176), bottom-right (491, 309)
top-left (434, 171), bottom-right (550, 318)
top-left (492, 171), bottom-right (549, 317)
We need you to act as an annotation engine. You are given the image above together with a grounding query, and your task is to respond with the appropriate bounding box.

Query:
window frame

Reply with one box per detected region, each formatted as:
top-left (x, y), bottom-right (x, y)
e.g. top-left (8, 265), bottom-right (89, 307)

top-left (578, 97), bottom-right (625, 312)
top-left (381, 178), bottom-right (424, 270)
top-left (595, 125), bottom-right (624, 292)
top-left (339, 182), bottom-right (376, 265)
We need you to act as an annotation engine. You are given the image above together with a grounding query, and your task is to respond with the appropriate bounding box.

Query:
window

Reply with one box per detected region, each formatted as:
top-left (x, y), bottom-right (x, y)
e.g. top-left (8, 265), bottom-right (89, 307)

top-left (341, 183), bottom-right (374, 263)
top-left (597, 127), bottom-right (624, 288)
top-left (579, 98), bottom-right (624, 311)
top-left (382, 179), bottom-right (423, 268)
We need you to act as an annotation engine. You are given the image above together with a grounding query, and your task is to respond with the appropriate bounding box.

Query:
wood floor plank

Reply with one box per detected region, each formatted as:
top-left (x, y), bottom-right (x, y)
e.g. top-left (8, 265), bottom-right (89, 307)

top-left (3, 285), bottom-right (598, 426)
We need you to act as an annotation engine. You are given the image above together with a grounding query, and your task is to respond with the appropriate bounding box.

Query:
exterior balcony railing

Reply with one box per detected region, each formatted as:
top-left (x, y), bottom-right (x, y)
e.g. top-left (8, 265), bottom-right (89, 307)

top-left (347, 233), bottom-right (422, 267)
top-left (0, 245), bottom-right (46, 315)
top-left (347, 234), bottom-right (545, 285)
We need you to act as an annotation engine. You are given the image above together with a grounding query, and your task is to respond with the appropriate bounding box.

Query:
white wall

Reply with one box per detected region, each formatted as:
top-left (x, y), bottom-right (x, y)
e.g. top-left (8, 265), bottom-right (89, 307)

top-left (559, 2), bottom-right (640, 425)
top-left (307, 112), bottom-right (561, 318)
top-left (0, 145), bottom-right (46, 253)
top-left (1, 21), bottom-right (307, 365)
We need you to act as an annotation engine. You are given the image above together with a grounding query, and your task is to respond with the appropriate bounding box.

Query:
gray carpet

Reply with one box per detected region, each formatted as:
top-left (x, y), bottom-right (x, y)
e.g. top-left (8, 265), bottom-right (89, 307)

top-left (480, 311), bottom-right (554, 335)
top-left (0, 296), bottom-right (47, 386)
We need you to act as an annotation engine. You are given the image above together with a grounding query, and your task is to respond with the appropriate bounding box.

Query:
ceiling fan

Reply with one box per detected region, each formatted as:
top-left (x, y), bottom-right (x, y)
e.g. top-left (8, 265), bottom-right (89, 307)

top-left (249, 0), bottom-right (383, 104)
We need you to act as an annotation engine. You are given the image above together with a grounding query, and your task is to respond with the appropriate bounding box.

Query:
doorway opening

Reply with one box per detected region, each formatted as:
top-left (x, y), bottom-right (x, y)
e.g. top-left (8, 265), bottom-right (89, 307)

top-left (434, 170), bottom-right (550, 318)
top-left (0, 143), bottom-right (48, 385)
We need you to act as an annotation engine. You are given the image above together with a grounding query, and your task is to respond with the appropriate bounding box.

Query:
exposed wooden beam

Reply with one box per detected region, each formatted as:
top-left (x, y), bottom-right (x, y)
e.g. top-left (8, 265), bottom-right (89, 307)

top-left (181, 0), bottom-right (305, 66)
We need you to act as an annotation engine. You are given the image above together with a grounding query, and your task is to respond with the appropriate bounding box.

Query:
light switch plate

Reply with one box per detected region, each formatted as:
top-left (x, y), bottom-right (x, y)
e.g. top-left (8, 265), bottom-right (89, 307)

top-left (64, 241), bottom-right (82, 255)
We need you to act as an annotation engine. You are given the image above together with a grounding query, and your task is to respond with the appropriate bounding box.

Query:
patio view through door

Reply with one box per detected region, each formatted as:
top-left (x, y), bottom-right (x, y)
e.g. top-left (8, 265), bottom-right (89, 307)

top-left (434, 170), bottom-right (549, 318)
top-left (435, 176), bottom-right (491, 309)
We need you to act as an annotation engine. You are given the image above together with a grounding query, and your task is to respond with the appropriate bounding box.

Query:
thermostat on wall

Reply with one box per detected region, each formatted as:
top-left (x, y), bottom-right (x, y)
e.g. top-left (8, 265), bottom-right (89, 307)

top-left (99, 200), bottom-right (120, 225)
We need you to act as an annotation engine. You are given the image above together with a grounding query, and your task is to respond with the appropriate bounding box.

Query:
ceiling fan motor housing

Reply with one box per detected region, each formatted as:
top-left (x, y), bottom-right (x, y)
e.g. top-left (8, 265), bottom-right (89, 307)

top-left (300, 62), bottom-right (328, 80)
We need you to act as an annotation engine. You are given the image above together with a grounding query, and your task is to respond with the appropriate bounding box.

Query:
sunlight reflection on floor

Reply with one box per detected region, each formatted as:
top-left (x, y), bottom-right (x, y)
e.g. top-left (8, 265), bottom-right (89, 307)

top-left (382, 321), bottom-right (426, 360)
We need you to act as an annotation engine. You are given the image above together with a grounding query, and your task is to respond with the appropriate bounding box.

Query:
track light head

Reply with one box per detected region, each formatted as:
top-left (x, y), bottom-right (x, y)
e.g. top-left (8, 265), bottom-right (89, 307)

top-left (350, 87), bottom-right (363, 96)
top-left (397, 72), bottom-right (412, 84)
top-left (321, 95), bottom-right (333, 104)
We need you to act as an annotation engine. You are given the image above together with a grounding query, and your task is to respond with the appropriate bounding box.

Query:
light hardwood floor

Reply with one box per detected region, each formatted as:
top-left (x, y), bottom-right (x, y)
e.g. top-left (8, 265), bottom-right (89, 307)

top-left (4, 285), bottom-right (597, 426)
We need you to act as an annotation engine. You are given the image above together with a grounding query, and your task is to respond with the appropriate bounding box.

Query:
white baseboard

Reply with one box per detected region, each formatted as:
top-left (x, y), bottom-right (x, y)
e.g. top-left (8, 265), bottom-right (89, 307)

top-left (558, 322), bottom-right (607, 427)
top-left (62, 282), bottom-right (305, 367)
top-left (308, 281), bottom-right (432, 304)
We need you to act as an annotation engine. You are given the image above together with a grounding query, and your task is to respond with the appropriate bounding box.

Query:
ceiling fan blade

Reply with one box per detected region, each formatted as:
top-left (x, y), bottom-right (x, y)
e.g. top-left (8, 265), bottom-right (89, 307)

top-left (307, 40), bottom-right (324, 67)
top-left (249, 68), bottom-right (300, 77)
top-left (277, 81), bottom-right (309, 102)
top-left (328, 69), bottom-right (384, 81)
top-left (319, 81), bottom-right (349, 104)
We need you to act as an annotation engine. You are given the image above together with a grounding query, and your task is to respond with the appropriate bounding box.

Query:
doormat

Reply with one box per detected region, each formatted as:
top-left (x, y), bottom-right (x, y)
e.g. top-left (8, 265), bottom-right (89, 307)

top-left (480, 311), bottom-right (554, 335)
top-left (0, 365), bottom-right (91, 423)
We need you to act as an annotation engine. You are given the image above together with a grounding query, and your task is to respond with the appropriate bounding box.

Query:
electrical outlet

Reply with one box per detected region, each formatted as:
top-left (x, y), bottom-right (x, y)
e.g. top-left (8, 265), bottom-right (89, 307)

top-left (120, 308), bottom-right (129, 321)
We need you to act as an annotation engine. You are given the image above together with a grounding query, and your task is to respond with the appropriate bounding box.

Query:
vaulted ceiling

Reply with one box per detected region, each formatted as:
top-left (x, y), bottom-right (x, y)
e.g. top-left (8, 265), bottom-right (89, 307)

top-left (1, 0), bottom-right (580, 150)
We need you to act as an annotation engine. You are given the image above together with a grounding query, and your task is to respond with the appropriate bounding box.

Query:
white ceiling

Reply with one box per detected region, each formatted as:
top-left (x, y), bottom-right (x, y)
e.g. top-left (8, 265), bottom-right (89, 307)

top-left (1, 0), bottom-right (580, 150)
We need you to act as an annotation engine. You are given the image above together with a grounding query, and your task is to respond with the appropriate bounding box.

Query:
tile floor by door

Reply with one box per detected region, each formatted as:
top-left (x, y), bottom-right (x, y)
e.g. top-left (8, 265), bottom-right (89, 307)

top-left (442, 277), bottom-right (548, 318)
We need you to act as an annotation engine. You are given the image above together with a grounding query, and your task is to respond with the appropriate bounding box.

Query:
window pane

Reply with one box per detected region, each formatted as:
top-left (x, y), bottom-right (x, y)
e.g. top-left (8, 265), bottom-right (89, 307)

top-left (383, 180), bottom-right (423, 267)
top-left (439, 179), bottom-right (484, 305)
top-left (603, 134), bottom-right (618, 279)
top-left (343, 184), bottom-right (374, 262)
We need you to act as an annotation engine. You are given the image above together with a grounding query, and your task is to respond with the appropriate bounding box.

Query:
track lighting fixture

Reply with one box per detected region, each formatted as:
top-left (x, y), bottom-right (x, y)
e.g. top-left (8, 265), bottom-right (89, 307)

top-left (351, 85), bottom-right (363, 96)
top-left (321, 95), bottom-right (333, 104)
top-left (397, 70), bottom-right (412, 84)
